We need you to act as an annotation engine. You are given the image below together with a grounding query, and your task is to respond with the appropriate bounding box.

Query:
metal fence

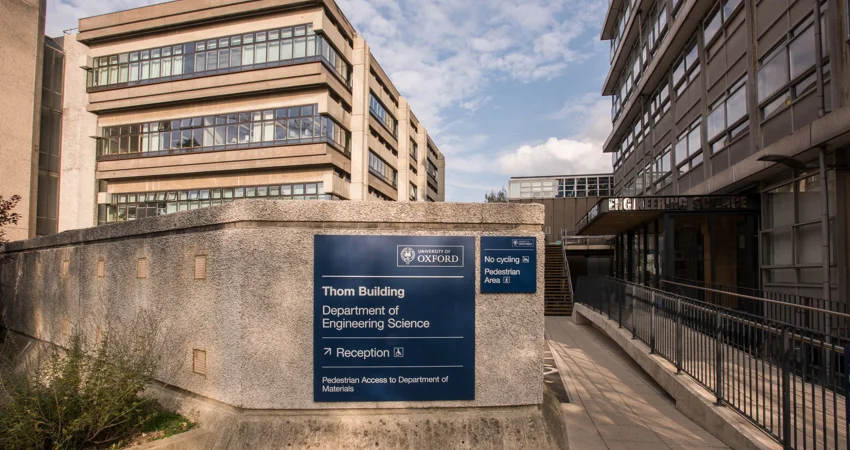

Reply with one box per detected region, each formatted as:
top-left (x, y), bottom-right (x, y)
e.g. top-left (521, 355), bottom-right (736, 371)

top-left (661, 276), bottom-right (849, 337)
top-left (574, 276), bottom-right (849, 450)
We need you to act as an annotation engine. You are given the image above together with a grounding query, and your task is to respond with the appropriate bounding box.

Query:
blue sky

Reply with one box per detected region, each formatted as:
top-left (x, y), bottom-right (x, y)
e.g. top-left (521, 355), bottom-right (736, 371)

top-left (47, 0), bottom-right (614, 202)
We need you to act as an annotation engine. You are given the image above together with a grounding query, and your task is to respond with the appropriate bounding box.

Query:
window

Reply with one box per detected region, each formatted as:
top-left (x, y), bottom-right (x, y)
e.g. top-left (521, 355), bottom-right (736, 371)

top-left (409, 183), bottom-right (418, 201)
top-left (649, 80), bottom-right (671, 123)
top-left (761, 173), bottom-right (836, 286)
top-left (757, 13), bottom-right (827, 119)
top-left (97, 104), bottom-right (350, 160)
top-left (654, 146), bottom-right (672, 190)
top-left (426, 159), bottom-right (438, 180)
top-left (707, 77), bottom-right (748, 151)
top-left (369, 151), bottom-right (398, 187)
top-left (88, 24), bottom-right (351, 91)
top-left (369, 94), bottom-right (398, 137)
top-left (675, 119), bottom-right (703, 174)
top-left (101, 182), bottom-right (329, 223)
top-left (704, 0), bottom-right (743, 47)
top-left (672, 41), bottom-right (700, 97)
top-left (410, 139), bottom-right (418, 160)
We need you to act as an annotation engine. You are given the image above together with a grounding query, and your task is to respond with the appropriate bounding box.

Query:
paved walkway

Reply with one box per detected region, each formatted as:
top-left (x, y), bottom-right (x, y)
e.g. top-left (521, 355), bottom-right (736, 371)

top-left (546, 316), bottom-right (731, 450)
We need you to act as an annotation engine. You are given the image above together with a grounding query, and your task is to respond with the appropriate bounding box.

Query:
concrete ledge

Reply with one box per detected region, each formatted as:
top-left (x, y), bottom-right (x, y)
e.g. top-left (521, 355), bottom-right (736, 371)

top-left (573, 303), bottom-right (780, 450)
top-left (131, 429), bottom-right (213, 450)
top-left (1, 200), bottom-right (544, 253)
top-left (147, 382), bottom-right (567, 449)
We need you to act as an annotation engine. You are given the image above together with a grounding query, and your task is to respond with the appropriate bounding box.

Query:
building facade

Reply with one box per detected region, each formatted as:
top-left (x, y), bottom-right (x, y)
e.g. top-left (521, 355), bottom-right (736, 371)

top-left (508, 174), bottom-right (613, 243)
top-left (0, 0), bottom-right (446, 242)
top-left (1, 0), bottom-right (54, 241)
top-left (77, 0), bottom-right (444, 226)
top-left (581, 0), bottom-right (850, 303)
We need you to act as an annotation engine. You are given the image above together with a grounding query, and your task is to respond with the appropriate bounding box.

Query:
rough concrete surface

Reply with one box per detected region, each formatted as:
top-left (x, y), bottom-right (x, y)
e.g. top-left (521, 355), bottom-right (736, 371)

top-left (143, 381), bottom-right (566, 450)
top-left (1, 201), bottom-right (545, 411)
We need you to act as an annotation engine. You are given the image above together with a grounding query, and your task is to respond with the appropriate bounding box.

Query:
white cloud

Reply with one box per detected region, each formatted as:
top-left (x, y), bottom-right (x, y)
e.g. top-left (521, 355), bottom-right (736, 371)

top-left (497, 137), bottom-right (611, 176)
top-left (497, 93), bottom-right (613, 177)
top-left (337, 0), bottom-right (607, 136)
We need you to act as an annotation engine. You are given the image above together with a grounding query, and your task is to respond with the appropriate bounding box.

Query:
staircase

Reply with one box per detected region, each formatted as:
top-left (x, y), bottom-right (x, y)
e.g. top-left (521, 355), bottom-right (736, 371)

top-left (544, 244), bottom-right (573, 316)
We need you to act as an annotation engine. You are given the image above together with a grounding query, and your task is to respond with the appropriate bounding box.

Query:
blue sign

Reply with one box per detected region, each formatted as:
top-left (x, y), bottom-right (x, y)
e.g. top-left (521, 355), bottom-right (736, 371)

top-left (480, 236), bottom-right (537, 293)
top-left (314, 235), bottom-right (475, 402)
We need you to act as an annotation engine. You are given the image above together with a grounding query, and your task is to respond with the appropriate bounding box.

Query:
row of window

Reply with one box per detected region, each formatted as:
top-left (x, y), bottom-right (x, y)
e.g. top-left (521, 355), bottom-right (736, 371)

top-left (611, 0), bottom-right (669, 122)
top-left (369, 93), bottom-right (398, 137)
top-left (101, 183), bottom-right (329, 223)
top-left (609, 0), bottom-right (636, 61)
top-left (88, 24), bottom-right (351, 90)
top-left (613, 1), bottom-right (831, 198)
top-left (368, 151), bottom-right (398, 187)
top-left (96, 104), bottom-right (350, 159)
top-left (508, 176), bottom-right (614, 199)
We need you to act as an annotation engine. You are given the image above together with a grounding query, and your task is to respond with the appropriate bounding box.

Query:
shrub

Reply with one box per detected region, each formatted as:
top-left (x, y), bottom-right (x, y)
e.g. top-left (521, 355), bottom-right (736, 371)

top-left (0, 318), bottom-right (173, 449)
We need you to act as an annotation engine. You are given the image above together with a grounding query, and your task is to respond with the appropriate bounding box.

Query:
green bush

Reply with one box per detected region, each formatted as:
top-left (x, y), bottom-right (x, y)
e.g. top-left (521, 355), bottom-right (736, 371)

top-left (0, 321), bottom-right (175, 449)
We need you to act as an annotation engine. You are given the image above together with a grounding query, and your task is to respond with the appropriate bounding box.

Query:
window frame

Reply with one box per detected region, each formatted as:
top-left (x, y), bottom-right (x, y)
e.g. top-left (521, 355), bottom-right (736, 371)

top-left (707, 76), bottom-right (748, 153)
top-left (757, 10), bottom-right (830, 122)
top-left (675, 118), bottom-right (704, 176)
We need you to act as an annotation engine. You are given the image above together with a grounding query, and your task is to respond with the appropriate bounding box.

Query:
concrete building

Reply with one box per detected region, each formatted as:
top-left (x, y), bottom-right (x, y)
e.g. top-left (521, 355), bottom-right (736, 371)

top-left (579, 0), bottom-right (850, 303)
top-left (1, 0), bottom-right (51, 241)
top-left (507, 174), bottom-right (613, 243)
top-left (1, 0), bottom-right (446, 241)
top-left (78, 0), bottom-right (445, 228)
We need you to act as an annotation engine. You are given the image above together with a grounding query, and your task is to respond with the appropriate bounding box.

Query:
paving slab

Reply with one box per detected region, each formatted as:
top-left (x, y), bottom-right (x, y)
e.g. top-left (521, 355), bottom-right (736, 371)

top-left (546, 316), bottom-right (731, 450)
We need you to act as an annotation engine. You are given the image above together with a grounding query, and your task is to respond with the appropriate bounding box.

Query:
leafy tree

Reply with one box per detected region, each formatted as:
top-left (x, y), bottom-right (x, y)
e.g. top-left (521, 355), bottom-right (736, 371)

top-left (485, 188), bottom-right (509, 203)
top-left (0, 195), bottom-right (21, 245)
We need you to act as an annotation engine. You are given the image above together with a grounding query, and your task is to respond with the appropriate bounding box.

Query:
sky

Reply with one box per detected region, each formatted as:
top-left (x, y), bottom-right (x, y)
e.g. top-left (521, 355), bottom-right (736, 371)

top-left (46, 0), bottom-right (614, 202)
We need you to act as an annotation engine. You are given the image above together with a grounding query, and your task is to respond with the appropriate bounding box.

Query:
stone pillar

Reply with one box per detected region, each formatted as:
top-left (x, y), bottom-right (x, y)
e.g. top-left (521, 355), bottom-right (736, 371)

top-left (348, 36), bottom-right (370, 201)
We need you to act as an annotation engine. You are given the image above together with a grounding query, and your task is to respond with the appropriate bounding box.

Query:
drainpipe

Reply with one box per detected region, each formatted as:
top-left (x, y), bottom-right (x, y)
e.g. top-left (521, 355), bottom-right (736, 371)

top-left (813, 0), bottom-right (825, 117)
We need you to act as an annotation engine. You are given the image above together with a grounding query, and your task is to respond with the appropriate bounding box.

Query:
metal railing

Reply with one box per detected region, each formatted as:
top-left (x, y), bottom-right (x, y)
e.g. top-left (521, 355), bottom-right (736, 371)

top-left (661, 276), bottom-right (849, 340)
top-left (559, 229), bottom-right (615, 246)
top-left (575, 276), bottom-right (848, 450)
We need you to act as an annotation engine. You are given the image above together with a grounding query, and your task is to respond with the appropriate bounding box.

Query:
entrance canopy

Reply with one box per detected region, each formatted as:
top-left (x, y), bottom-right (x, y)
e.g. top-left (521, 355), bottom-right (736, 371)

top-left (576, 195), bottom-right (760, 235)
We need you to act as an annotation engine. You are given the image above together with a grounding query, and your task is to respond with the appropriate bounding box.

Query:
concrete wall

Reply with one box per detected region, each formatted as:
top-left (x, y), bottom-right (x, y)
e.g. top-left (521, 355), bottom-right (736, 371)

top-left (0, 0), bottom-right (45, 241)
top-left (1, 201), bottom-right (545, 411)
top-left (56, 34), bottom-right (98, 232)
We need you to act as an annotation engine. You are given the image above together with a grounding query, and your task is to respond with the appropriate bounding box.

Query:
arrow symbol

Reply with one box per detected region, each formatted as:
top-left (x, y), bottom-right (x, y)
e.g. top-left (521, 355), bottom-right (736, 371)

top-left (324, 348), bottom-right (332, 356)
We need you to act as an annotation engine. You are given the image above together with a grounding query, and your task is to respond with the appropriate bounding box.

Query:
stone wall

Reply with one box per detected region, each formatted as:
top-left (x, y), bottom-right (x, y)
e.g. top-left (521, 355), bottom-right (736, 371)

top-left (1, 201), bottom-right (545, 411)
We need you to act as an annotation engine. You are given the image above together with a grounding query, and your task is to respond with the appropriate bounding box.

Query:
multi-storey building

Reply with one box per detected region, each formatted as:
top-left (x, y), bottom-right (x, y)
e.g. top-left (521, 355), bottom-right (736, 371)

top-left (2, 0), bottom-right (69, 240)
top-left (78, 0), bottom-right (445, 226)
top-left (0, 0), bottom-right (447, 241)
top-left (578, 0), bottom-right (850, 303)
top-left (508, 174), bottom-right (614, 243)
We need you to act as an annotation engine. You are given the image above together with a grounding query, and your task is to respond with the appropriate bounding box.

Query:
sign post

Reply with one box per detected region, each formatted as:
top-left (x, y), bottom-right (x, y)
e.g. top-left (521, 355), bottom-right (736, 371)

top-left (314, 235), bottom-right (475, 402)
top-left (480, 237), bottom-right (537, 294)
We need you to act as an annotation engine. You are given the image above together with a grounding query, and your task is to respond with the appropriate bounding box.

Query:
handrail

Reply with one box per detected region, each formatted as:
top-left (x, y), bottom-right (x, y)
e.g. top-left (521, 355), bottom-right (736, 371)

top-left (661, 279), bottom-right (850, 319)
top-left (562, 244), bottom-right (574, 299)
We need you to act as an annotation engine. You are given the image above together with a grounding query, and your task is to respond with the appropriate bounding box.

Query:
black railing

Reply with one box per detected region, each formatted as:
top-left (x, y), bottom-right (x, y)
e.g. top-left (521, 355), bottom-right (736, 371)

top-left (661, 276), bottom-right (849, 339)
top-left (575, 276), bottom-right (848, 450)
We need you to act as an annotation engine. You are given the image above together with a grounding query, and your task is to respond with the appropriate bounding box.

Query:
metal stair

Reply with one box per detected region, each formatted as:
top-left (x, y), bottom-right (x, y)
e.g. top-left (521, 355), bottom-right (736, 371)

top-left (544, 244), bottom-right (573, 316)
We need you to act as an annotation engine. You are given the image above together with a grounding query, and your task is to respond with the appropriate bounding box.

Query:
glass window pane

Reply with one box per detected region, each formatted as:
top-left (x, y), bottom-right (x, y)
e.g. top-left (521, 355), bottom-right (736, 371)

top-left (707, 104), bottom-right (725, 141)
top-left (789, 26), bottom-right (816, 79)
top-left (757, 47), bottom-right (789, 102)
top-left (726, 85), bottom-right (747, 124)
top-left (242, 45), bottom-right (254, 65)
